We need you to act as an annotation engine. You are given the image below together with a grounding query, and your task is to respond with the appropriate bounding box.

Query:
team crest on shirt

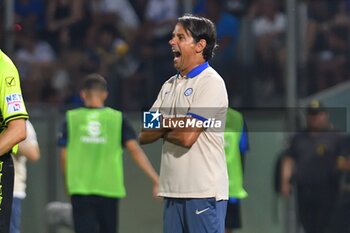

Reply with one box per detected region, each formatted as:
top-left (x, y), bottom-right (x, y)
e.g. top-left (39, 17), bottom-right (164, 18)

top-left (5, 76), bottom-right (16, 87)
top-left (184, 88), bottom-right (193, 96)
top-left (5, 93), bottom-right (24, 113)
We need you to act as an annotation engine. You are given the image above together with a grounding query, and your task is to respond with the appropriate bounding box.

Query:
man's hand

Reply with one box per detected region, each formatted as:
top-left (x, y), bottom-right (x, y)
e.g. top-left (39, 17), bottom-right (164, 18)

top-left (281, 180), bottom-right (292, 197)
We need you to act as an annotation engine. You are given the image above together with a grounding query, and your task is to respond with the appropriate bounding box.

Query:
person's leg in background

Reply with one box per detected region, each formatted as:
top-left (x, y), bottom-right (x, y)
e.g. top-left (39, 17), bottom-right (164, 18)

top-left (10, 197), bottom-right (22, 233)
top-left (95, 197), bottom-right (119, 233)
top-left (225, 200), bottom-right (242, 233)
top-left (71, 195), bottom-right (99, 233)
top-left (297, 184), bottom-right (337, 233)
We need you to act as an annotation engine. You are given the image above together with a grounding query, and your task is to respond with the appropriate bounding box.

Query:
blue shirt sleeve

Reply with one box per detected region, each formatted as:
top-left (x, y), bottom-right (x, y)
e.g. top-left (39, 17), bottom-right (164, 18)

top-left (121, 116), bottom-right (137, 146)
top-left (239, 121), bottom-right (249, 154)
top-left (57, 117), bottom-right (67, 147)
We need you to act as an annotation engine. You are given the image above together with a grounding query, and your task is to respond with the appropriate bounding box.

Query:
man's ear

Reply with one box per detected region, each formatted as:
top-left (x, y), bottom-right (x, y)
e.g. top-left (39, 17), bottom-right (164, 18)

top-left (80, 90), bottom-right (86, 100)
top-left (195, 39), bottom-right (207, 53)
top-left (102, 91), bottom-right (108, 101)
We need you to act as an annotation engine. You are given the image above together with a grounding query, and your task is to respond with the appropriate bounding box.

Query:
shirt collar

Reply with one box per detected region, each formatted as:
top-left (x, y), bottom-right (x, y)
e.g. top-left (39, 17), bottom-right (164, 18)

top-left (185, 62), bottom-right (209, 79)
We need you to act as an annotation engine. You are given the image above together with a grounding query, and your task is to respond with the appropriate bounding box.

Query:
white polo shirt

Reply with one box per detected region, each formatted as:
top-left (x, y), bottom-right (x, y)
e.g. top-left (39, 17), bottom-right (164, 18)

top-left (151, 62), bottom-right (229, 200)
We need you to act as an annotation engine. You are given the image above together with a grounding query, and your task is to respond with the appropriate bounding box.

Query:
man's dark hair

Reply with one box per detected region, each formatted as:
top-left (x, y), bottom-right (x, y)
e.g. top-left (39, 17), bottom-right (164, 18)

top-left (177, 14), bottom-right (218, 61)
top-left (81, 73), bottom-right (107, 91)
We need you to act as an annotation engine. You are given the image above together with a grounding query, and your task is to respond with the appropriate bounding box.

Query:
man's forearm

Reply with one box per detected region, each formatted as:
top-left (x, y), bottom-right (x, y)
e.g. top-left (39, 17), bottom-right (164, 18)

top-left (0, 119), bottom-right (26, 156)
top-left (139, 129), bottom-right (168, 144)
top-left (127, 140), bottom-right (159, 184)
top-left (162, 117), bottom-right (202, 148)
top-left (164, 128), bottom-right (201, 148)
top-left (281, 156), bottom-right (294, 184)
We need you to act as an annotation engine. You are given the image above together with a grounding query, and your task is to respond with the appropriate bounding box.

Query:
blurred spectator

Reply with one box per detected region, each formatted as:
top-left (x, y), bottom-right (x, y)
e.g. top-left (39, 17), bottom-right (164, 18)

top-left (46, 0), bottom-right (90, 53)
top-left (305, 1), bottom-right (334, 61)
top-left (143, 0), bottom-right (178, 37)
top-left (57, 49), bottom-right (87, 107)
top-left (281, 100), bottom-right (343, 233)
top-left (313, 26), bottom-right (350, 91)
top-left (226, 0), bottom-right (254, 18)
top-left (202, 0), bottom-right (241, 104)
top-left (94, 24), bottom-right (129, 76)
top-left (138, 0), bottom-right (179, 102)
top-left (89, 0), bottom-right (140, 44)
top-left (15, 0), bottom-right (45, 34)
top-left (129, 0), bottom-right (149, 22)
top-left (252, 0), bottom-right (286, 96)
top-left (333, 0), bottom-right (350, 27)
top-left (140, 0), bottom-right (178, 58)
top-left (14, 28), bottom-right (57, 103)
top-left (83, 23), bottom-right (140, 109)
top-left (6, 0), bottom-right (350, 109)
top-left (305, 0), bottom-right (350, 93)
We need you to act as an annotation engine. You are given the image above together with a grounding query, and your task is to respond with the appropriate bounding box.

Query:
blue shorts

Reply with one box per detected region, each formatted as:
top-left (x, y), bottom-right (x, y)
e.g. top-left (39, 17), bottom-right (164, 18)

top-left (163, 198), bottom-right (227, 233)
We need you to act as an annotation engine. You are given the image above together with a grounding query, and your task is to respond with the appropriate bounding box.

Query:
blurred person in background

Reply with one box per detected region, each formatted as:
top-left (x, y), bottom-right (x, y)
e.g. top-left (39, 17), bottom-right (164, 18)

top-left (313, 26), bottom-right (350, 92)
top-left (46, 0), bottom-right (90, 53)
top-left (93, 23), bottom-right (132, 77)
top-left (89, 0), bottom-right (140, 47)
top-left (0, 49), bottom-right (28, 233)
top-left (58, 74), bottom-right (159, 233)
top-left (252, 0), bottom-right (286, 96)
top-left (202, 0), bottom-right (241, 105)
top-left (138, 0), bottom-right (179, 101)
top-left (224, 108), bottom-right (249, 233)
top-left (14, 0), bottom-right (45, 35)
top-left (10, 121), bottom-right (40, 233)
top-left (281, 99), bottom-right (342, 233)
top-left (305, 0), bottom-right (350, 93)
top-left (85, 23), bottom-right (139, 109)
top-left (14, 28), bottom-right (57, 103)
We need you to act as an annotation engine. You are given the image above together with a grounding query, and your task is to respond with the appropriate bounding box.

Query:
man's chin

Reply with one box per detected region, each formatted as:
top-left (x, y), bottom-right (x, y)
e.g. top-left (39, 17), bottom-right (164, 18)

top-left (174, 63), bottom-right (180, 71)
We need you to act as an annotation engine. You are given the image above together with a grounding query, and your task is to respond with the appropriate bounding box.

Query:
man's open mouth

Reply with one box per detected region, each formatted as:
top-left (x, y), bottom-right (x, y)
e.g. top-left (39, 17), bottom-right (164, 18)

top-left (172, 50), bottom-right (181, 58)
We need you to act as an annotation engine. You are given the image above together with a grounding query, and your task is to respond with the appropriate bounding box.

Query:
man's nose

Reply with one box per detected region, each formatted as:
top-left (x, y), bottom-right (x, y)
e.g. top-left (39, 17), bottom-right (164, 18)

top-left (169, 37), bottom-right (177, 45)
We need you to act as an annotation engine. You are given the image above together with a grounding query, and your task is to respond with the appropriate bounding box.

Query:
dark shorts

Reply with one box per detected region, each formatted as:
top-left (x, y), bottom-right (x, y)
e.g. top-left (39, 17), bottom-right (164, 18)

top-left (225, 200), bottom-right (242, 229)
top-left (296, 184), bottom-right (337, 233)
top-left (163, 197), bottom-right (227, 233)
top-left (71, 195), bottom-right (119, 233)
top-left (0, 153), bottom-right (14, 233)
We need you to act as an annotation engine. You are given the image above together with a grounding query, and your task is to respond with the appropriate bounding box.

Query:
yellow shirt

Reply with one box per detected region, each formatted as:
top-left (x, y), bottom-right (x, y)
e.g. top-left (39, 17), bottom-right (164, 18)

top-left (0, 50), bottom-right (28, 151)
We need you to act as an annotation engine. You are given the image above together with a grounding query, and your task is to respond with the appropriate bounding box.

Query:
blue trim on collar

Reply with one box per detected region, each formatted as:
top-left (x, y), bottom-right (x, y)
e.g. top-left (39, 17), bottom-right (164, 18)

top-left (186, 62), bottom-right (209, 78)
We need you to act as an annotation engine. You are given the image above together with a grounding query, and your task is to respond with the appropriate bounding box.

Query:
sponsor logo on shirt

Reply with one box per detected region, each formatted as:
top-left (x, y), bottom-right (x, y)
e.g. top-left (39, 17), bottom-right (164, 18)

top-left (5, 93), bottom-right (24, 114)
top-left (80, 120), bottom-right (107, 144)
